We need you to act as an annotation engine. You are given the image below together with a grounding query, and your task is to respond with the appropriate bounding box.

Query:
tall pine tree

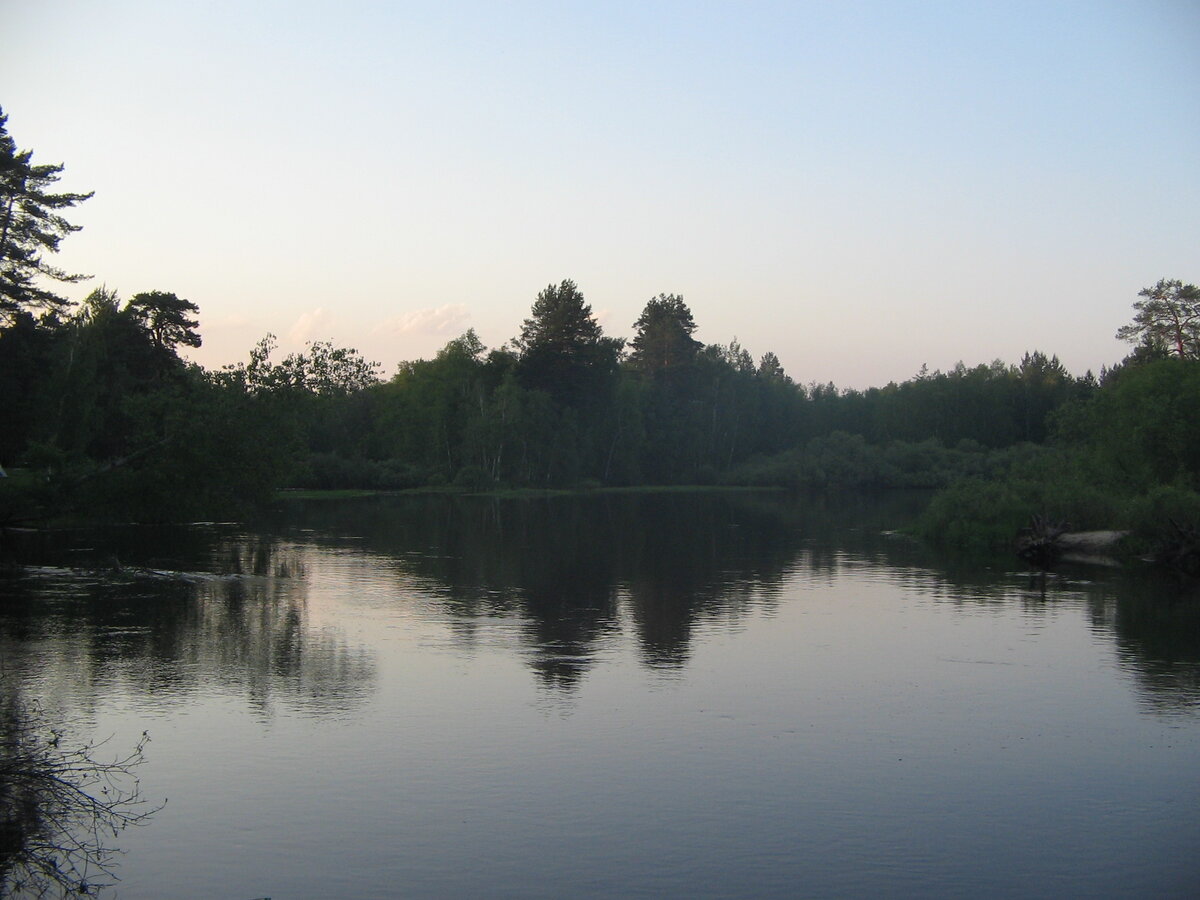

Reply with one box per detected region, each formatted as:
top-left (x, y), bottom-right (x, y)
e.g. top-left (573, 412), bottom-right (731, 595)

top-left (0, 107), bottom-right (93, 323)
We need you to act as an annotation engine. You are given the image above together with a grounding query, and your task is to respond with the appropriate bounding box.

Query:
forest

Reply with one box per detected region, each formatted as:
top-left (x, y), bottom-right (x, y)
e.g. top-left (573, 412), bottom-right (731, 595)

top-left (2, 106), bottom-right (1198, 555)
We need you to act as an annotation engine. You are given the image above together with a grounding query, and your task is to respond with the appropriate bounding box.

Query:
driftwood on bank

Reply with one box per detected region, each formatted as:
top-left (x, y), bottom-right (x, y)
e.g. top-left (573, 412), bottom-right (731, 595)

top-left (1016, 512), bottom-right (1200, 574)
top-left (1016, 515), bottom-right (1130, 567)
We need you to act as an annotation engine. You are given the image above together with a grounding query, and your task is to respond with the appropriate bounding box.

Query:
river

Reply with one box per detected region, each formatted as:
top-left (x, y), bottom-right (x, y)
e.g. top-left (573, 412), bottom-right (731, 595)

top-left (1, 491), bottom-right (1198, 898)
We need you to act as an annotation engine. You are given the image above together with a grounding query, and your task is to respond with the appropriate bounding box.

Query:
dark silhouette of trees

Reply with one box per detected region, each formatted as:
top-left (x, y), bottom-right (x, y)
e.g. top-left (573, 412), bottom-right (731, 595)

top-left (515, 279), bottom-right (622, 406)
top-left (0, 107), bottom-right (93, 324)
top-left (2, 209), bottom-right (1178, 522)
top-left (757, 351), bottom-right (787, 382)
top-left (628, 293), bottom-right (701, 375)
top-left (1, 265), bottom-right (1112, 511)
top-left (0, 311), bottom-right (61, 464)
top-left (128, 290), bottom-right (201, 355)
top-left (245, 278), bottom-right (1115, 494)
top-left (0, 94), bottom-right (1189, 520)
top-left (0, 286), bottom-right (300, 522)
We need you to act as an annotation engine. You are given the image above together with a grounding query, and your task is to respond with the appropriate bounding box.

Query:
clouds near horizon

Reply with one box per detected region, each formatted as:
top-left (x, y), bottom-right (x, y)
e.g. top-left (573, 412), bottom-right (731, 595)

top-left (376, 304), bottom-right (472, 339)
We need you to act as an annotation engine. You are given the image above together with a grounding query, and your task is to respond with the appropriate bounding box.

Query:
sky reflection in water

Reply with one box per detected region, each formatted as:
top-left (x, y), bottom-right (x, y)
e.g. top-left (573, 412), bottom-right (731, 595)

top-left (2, 492), bottom-right (1198, 898)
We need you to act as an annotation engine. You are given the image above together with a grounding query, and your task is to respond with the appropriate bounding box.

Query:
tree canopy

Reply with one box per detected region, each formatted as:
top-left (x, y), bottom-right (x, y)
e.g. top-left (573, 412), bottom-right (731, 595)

top-left (1116, 278), bottom-right (1200, 359)
top-left (516, 279), bottom-right (622, 405)
top-left (128, 290), bottom-right (201, 353)
top-left (0, 100), bottom-right (1191, 528)
top-left (0, 106), bottom-right (93, 323)
top-left (628, 293), bottom-right (701, 375)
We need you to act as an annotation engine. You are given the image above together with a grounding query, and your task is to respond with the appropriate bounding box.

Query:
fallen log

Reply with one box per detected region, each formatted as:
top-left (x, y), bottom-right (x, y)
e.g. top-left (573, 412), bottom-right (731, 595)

top-left (1015, 515), bottom-right (1071, 566)
top-left (1055, 530), bottom-right (1131, 567)
top-left (1016, 515), bottom-right (1130, 567)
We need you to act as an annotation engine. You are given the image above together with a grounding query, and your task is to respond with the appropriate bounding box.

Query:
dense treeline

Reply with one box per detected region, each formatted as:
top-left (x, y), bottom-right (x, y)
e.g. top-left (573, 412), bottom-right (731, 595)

top-left (916, 353), bottom-right (1200, 553)
top-left (2, 104), bottom-right (1198, 554)
top-left (0, 290), bottom-right (294, 520)
top-left (915, 278), bottom-right (1200, 554)
top-left (0, 272), bottom-right (1122, 517)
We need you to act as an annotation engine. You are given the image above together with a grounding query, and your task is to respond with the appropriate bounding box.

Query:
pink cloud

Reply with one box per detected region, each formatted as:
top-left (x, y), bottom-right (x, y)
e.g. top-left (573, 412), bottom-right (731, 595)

top-left (377, 304), bottom-right (471, 337)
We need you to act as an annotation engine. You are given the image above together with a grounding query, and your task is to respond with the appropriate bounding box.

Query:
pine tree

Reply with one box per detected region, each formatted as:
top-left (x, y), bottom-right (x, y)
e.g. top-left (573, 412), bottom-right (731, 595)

top-left (629, 293), bottom-right (701, 375)
top-left (516, 279), bottom-right (621, 405)
top-left (0, 106), bottom-right (93, 323)
top-left (1116, 278), bottom-right (1200, 359)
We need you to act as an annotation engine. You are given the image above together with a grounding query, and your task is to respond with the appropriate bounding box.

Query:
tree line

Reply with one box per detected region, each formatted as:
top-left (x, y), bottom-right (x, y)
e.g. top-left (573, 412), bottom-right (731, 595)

top-left (2, 105), bottom-right (1198, 540)
top-left (0, 273), bottom-right (1111, 513)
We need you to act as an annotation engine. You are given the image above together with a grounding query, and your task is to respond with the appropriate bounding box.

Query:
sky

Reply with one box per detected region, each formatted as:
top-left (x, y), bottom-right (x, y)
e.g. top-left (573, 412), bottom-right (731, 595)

top-left (3, 0), bottom-right (1197, 388)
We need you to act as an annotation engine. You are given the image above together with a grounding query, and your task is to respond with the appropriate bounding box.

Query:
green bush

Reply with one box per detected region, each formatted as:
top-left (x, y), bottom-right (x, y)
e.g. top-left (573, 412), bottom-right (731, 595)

top-left (1125, 484), bottom-right (1200, 548)
top-left (294, 453), bottom-right (428, 491)
top-left (453, 465), bottom-right (494, 492)
top-left (913, 477), bottom-right (1031, 551)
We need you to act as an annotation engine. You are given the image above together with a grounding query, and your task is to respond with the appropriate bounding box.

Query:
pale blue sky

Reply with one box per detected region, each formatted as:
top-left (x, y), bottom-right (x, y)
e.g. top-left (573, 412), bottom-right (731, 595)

top-left (4, 0), bottom-right (1197, 386)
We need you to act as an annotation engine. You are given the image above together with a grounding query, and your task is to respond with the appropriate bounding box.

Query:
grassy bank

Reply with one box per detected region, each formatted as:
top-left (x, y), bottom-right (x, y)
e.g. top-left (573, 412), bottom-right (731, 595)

top-left (277, 483), bottom-right (785, 502)
top-left (911, 463), bottom-right (1200, 558)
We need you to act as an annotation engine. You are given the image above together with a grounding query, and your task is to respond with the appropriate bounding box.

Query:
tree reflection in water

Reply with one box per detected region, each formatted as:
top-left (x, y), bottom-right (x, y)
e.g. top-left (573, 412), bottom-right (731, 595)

top-left (268, 490), bottom-right (1200, 709)
top-left (5, 492), bottom-right (1197, 715)
top-left (0, 530), bottom-right (382, 895)
top-left (273, 491), bottom-right (906, 687)
top-left (0, 534), bottom-right (378, 721)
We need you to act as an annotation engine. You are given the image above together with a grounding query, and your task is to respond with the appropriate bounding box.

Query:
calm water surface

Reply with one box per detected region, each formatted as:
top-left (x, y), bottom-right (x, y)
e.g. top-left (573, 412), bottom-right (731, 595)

top-left (2, 492), bottom-right (1198, 898)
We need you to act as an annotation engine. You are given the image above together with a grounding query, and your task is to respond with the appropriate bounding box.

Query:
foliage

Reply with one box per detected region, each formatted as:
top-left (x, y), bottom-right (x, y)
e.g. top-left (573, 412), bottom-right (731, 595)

top-left (912, 447), bottom-right (1127, 551)
top-left (292, 452), bottom-right (427, 491)
top-left (453, 464), bottom-right (495, 491)
top-left (1116, 278), bottom-right (1200, 359)
top-left (162, 285), bottom-right (1103, 496)
top-left (0, 89), bottom-right (1190, 535)
top-left (0, 696), bottom-right (160, 897)
top-left (0, 201), bottom-right (1188, 543)
top-left (0, 287), bottom-right (308, 521)
top-left (912, 477), bottom-right (1036, 552)
top-left (725, 436), bottom-right (1047, 492)
top-left (1124, 485), bottom-right (1200, 553)
top-left (0, 311), bottom-right (61, 464)
top-left (75, 367), bottom-right (300, 521)
top-left (915, 353), bottom-right (1200, 551)
top-left (757, 351), bottom-right (787, 382)
top-left (234, 333), bottom-right (381, 396)
top-left (516, 279), bottom-right (623, 406)
top-left (628, 293), bottom-right (701, 375)
top-left (1081, 357), bottom-right (1200, 489)
top-left (0, 107), bottom-right (93, 324)
top-left (127, 290), bottom-right (201, 355)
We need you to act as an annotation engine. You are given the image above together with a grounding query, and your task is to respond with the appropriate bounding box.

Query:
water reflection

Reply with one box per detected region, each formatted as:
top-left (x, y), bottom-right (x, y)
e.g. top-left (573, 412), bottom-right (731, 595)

top-left (269, 492), bottom-right (815, 686)
top-left (265, 491), bottom-right (1200, 709)
top-left (5, 493), bottom-right (1199, 898)
top-left (0, 532), bottom-right (376, 720)
top-left (0, 684), bottom-right (159, 898)
top-left (1106, 572), bottom-right (1200, 714)
top-left (3, 492), bottom-right (1197, 713)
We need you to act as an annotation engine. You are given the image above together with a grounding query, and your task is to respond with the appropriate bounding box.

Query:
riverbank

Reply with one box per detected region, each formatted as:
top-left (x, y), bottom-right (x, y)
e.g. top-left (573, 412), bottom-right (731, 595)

top-left (277, 483), bottom-right (787, 501)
